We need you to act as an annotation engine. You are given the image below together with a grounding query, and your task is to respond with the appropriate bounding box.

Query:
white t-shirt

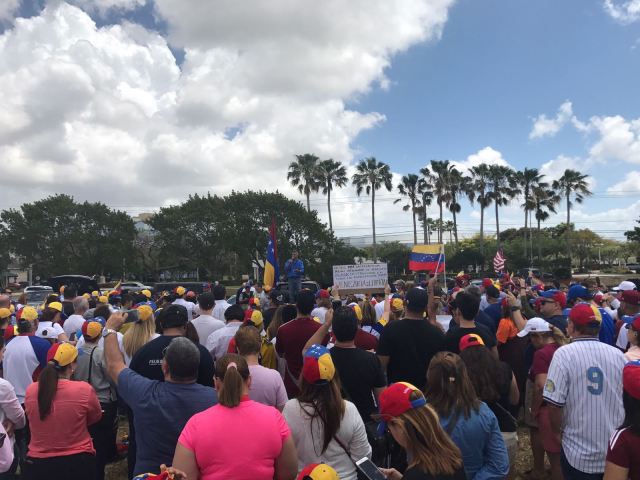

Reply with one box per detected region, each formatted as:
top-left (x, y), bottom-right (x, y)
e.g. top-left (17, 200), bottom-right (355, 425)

top-left (213, 300), bottom-right (231, 321)
top-left (4, 336), bottom-right (50, 403)
top-left (374, 301), bottom-right (385, 321)
top-left (173, 298), bottom-right (196, 321)
top-left (35, 321), bottom-right (65, 340)
top-left (63, 314), bottom-right (86, 339)
top-left (206, 322), bottom-right (242, 360)
top-left (310, 307), bottom-right (328, 324)
top-left (617, 326), bottom-right (629, 350)
top-left (283, 399), bottom-right (371, 480)
top-left (191, 314), bottom-right (225, 347)
top-left (543, 338), bottom-right (625, 473)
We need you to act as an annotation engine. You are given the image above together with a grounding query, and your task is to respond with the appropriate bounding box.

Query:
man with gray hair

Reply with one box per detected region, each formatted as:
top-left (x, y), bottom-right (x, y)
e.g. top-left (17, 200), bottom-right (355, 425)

top-left (63, 296), bottom-right (90, 339)
top-left (0, 294), bottom-right (10, 309)
top-left (104, 311), bottom-right (217, 477)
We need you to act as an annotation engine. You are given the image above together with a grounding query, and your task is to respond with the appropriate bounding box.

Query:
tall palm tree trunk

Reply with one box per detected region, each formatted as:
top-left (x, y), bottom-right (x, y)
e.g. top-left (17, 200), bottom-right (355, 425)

top-left (372, 188), bottom-right (377, 263)
top-left (411, 200), bottom-right (417, 245)
top-left (523, 207), bottom-right (528, 260)
top-left (422, 205), bottom-right (428, 245)
top-left (537, 217), bottom-right (542, 263)
top-left (327, 187), bottom-right (333, 233)
top-left (452, 209), bottom-right (459, 245)
top-left (566, 192), bottom-right (571, 266)
top-left (306, 192), bottom-right (311, 212)
top-left (438, 202), bottom-right (443, 244)
top-left (495, 201), bottom-right (501, 249)
top-left (480, 206), bottom-right (485, 268)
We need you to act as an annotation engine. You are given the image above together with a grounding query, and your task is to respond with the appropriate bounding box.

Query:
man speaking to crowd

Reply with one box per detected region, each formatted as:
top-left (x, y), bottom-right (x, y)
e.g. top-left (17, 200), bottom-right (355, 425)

top-left (284, 250), bottom-right (304, 302)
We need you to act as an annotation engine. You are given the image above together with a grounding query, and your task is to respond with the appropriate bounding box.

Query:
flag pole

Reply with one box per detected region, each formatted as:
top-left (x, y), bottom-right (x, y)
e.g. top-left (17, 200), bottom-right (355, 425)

top-left (441, 243), bottom-right (447, 287)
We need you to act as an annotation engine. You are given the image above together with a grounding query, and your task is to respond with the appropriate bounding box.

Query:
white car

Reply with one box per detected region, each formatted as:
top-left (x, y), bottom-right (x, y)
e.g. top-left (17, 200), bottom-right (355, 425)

top-left (120, 281), bottom-right (153, 292)
top-left (24, 285), bottom-right (53, 293)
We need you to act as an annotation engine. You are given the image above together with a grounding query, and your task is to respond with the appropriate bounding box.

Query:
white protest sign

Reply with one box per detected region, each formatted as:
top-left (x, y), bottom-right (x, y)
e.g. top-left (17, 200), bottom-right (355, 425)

top-left (332, 263), bottom-right (388, 293)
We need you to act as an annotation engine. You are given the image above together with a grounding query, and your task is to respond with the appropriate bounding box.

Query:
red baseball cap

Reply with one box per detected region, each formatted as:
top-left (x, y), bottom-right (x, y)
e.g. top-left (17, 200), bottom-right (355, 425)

top-left (316, 289), bottom-right (330, 299)
top-left (376, 382), bottom-right (426, 421)
top-left (624, 361), bottom-right (640, 400)
top-left (459, 333), bottom-right (485, 352)
top-left (297, 464), bottom-right (339, 480)
top-left (621, 290), bottom-right (640, 306)
top-left (630, 314), bottom-right (640, 331)
top-left (540, 289), bottom-right (567, 308)
top-left (482, 278), bottom-right (493, 288)
top-left (569, 303), bottom-right (602, 327)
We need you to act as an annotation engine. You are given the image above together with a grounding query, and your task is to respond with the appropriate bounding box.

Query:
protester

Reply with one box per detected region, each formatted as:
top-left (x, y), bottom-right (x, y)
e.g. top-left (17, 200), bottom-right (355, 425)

top-left (63, 296), bottom-right (89, 339)
top-left (283, 345), bottom-right (371, 480)
top-left (310, 290), bottom-right (332, 324)
top-left (567, 284), bottom-right (616, 346)
top-left (122, 304), bottom-right (159, 365)
top-left (605, 360), bottom-right (640, 480)
top-left (537, 290), bottom-right (569, 332)
top-left (544, 303), bottom-right (625, 479)
top-left (284, 250), bottom-right (305, 301)
top-left (73, 321), bottom-right (117, 480)
top-left (615, 290), bottom-right (640, 351)
top-left (483, 285), bottom-right (503, 332)
top-left (172, 353), bottom-right (298, 480)
top-left (23, 343), bottom-right (101, 480)
top-left (35, 303), bottom-right (68, 343)
top-left (443, 291), bottom-right (498, 357)
top-left (192, 292), bottom-right (225, 347)
top-left (60, 286), bottom-right (76, 318)
top-left (172, 286), bottom-right (195, 320)
top-left (516, 318), bottom-right (568, 480)
top-left (234, 326), bottom-right (287, 410)
top-left (378, 287), bottom-right (444, 390)
top-left (426, 351), bottom-right (509, 479)
top-left (212, 285), bottom-right (231, 320)
top-left (104, 311), bottom-right (217, 477)
top-left (206, 304), bottom-right (245, 362)
top-left (276, 290), bottom-right (327, 398)
top-left (624, 315), bottom-right (640, 362)
top-left (375, 383), bottom-right (466, 480)
top-left (0, 336), bottom-right (26, 477)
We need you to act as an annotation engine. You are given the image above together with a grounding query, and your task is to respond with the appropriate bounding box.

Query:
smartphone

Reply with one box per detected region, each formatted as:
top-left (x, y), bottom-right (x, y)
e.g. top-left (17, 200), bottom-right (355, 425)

top-left (355, 457), bottom-right (386, 480)
top-left (125, 309), bottom-right (139, 323)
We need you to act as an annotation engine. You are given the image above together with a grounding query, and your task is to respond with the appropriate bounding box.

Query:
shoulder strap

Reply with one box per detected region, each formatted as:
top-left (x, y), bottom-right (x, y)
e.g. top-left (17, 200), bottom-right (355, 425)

top-left (333, 434), bottom-right (355, 464)
top-left (88, 346), bottom-right (97, 385)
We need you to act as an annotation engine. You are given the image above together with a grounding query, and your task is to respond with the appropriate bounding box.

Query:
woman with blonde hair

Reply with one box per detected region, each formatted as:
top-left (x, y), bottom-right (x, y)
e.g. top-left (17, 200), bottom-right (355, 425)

top-left (426, 352), bottom-right (509, 480)
top-left (122, 305), bottom-right (159, 366)
top-left (375, 382), bottom-right (465, 480)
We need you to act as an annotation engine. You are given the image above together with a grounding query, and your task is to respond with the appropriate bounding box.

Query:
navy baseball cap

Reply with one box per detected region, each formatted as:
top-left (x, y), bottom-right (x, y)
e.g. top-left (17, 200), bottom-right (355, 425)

top-left (567, 285), bottom-right (592, 302)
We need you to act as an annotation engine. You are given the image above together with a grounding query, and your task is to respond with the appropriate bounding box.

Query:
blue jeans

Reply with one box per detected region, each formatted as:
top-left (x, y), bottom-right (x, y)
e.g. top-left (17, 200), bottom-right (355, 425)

top-left (561, 449), bottom-right (603, 480)
top-left (288, 277), bottom-right (302, 302)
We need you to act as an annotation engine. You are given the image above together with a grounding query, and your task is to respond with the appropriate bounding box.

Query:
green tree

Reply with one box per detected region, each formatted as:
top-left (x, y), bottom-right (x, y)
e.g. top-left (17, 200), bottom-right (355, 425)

top-left (317, 159), bottom-right (348, 233)
top-left (486, 165), bottom-right (518, 250)
top-left (467, 164), bottom-right (493, 265)
top-left (424, 160), bottom-right (452, 244)
top-left (552, 169), bottom-right (592, 266)
top-left (364, 241), bottom-right (411, 276)
top-left (417, 176), bottom-right (434, 244)
top-left (352, 157), bottom-right (393, 263)
top-left (516, 168), bottom-right (547, 261)
top-left (287, 154), bottom-right (321, 212)
top-left (394, 174), bottom-right (423, 245)
top-left (625, 219), bottom-right (640, 243)
top-left (0, 194), bottom-right (136, 279)
top-left (532, 186), bottom-right (560, 262)
top-left (446, 167), bottom-right (469, 246)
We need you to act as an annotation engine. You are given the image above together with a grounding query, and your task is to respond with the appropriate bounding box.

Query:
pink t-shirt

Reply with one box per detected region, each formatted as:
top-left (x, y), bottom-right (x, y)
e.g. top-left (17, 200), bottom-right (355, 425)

top-left (178, 398), bottom-right (290, 480)
top-left (248, 365), bottom-right (288, 410)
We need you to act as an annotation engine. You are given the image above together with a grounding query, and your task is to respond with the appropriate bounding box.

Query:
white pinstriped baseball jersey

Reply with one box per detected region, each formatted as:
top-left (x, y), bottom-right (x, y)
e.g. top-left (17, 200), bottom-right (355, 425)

top-left (543, 337), bottom-right (625, 474)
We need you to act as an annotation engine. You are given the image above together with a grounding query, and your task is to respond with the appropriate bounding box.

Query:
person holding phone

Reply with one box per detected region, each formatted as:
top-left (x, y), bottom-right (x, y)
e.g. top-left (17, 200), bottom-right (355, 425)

top-left (373, 382), bottom-right (466, 480)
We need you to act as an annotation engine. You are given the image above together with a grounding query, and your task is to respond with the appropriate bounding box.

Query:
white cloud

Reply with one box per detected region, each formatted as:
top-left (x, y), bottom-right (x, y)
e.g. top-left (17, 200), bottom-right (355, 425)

top-left (587, 115), bottom-right (640, 165)
top-left (604, 0), bottom-right (640, 23)
top-left (66, 0), bottom-right (146, 15)
top-left (606, 171), bottom-right (640, 195)
top-left (453, 146), bottom-right (513, 172)
top-left (0, 0), bottom-right (19, 22)
top-left (529, 100), bottom-right (577, 139)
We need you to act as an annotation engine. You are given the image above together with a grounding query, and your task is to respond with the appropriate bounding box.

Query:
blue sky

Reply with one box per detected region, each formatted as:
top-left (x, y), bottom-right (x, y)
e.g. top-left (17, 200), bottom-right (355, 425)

top-left (0, 0), bottom-right (639, 242)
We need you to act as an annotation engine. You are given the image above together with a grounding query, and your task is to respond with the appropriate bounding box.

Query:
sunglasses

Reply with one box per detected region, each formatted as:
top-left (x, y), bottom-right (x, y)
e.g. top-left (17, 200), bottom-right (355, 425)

top-left (539, 299), bottom-right (557, 305)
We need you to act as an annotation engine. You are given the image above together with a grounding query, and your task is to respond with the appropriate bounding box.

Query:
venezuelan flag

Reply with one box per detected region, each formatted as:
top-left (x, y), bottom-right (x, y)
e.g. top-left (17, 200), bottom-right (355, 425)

top-left (263, 218), bottom-right (279, 289)
top-left (409, 244), bottom-right (445, 272)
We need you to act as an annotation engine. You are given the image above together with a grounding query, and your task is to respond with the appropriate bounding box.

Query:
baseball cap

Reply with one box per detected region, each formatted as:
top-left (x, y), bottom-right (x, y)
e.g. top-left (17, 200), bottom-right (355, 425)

top-left (141, 289), bottom-right (152, 299)
top-left (486, 285), bottom-right (501, 299)
top-left (375, 382), bottom-right (427, 421)
top-left (248, 297), bottom-right (260, 308)
top-left (82, 321), bottom-right (103, 340)
top-left (316, 289), bottom-right (330, 299)
top-left (48, 301), bottom-right (63, 312)
top-left (20, 306), bottom-right (38, 322)
top-left (348, 303), bottom-right (363, 322)
top-left (91, 290), bottom-right (99, 297)
top-left (623, 361), bottom-right (640, 400)
top-left (569, 302), bottom-right (602, 327)
top-left (244, 309), bottom-right (264, 329)
top-left (136, 304), bottom-right (154, 323)
top-left (0, 308), bottom-right (11, 320)
top-left (630, 314), bottom-right (640, 331)
top-left (517, 317), bottom-right (552, 337)
top-left (391, 298), bottom-right (404, 312)
top-left (186, 291), bottom-right (196, 299)
top-left (621, 290), bottom-right (640, 306)
top-left (47, 343), bottom-right (78, 367)
top-left (175, 286), bottom-right (186, 296)
top-left (614, 281), bottom-right (637, 292)
top-left (481, 278), bottom-right (493, 289)
top-left (297, 464), bottom-right (339, 480)
top-left (567, 285), bottom-right (592, 302)
top-left (459, 333), bottom-right (485, 351)
top-left (98, 296), bottom-right (108, 304)
top-left (302, 344), bottom-right (335, 384)
top-left (539, 289), bottom-right (567, 308)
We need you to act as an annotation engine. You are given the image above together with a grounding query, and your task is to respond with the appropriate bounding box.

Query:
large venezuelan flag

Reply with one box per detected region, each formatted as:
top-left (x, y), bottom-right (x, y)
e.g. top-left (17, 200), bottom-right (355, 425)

top-left (263, 218), bottom-right (279, 289)
top-left (409, 244), bottom-right (445, 272)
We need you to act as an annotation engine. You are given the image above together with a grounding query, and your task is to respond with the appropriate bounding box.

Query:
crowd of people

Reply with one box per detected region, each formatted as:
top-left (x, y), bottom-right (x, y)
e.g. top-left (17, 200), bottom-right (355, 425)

top-left (0, 269), bottom-right (638, 480)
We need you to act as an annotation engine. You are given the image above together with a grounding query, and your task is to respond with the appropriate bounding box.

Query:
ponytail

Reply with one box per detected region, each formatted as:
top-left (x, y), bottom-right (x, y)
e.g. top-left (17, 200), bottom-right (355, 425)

top-left (550, 325), bottom-right (569, 346)
top-left (38, 362), bottom-right (62, 420)
top-left (215, 354), bottom-right (250, 408)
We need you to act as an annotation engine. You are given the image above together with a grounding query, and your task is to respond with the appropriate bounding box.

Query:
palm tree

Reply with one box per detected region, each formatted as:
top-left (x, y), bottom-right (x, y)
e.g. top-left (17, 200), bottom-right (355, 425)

top-left (552, 169), bottom-right (592, 265)
top-left (516, 168), bottom-right (547, 261)
top-left (443, 220), bottom-right (455, 244)
top-left (287, 154), bottom-right (320, 212)
top-left (418, 177), bottom-right (434, 244)
top-left (394, 174), bottom-right (423, 245)
top-left (352, 157), bottom-right (393, 262)
top-left (486, 165), bottom-right (518, 249)
top-left (426, 160), bottom-right (452, 244)
top-left (532, 186), bottom-right (560, 262)
top-left (445, 167), bottom-right (469, 246)
top-left (317, 159), bottom-right (348, 233)
top-left (467, 164), bottom-right (493, 259)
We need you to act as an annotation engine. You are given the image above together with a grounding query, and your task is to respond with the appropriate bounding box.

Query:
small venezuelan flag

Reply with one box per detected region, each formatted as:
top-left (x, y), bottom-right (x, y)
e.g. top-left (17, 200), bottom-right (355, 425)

top-left (409, 244), bottom-right (445, 273)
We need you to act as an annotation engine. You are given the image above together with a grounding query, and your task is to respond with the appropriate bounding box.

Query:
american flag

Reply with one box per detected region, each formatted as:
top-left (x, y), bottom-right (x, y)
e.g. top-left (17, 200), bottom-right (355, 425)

top-left (493, 249), bottom-right (506, 273)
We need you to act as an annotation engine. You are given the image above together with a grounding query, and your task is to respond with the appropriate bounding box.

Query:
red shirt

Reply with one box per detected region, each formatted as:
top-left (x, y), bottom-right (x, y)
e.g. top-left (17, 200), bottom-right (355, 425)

top-left (275, 317), bottom-right (324, 397)
top-left (529, 343), bottom-right (560, 381)
top-left (607, 427), bottom-right (640, 479)
top-left (25, 379), bottom-right (102, 458)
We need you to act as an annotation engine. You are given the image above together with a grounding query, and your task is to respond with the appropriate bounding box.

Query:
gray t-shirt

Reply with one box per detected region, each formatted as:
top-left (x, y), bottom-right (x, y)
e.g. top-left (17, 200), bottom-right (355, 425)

top-left (74, 344), bottom-right (116, 404)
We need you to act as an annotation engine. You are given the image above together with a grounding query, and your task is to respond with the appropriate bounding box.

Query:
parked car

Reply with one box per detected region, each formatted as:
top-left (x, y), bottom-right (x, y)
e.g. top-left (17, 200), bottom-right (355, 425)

top-left (46, 275), bottom-right (101, 296)
top-left (25, 290), bottom-right (53, 307)
top-left (153, 282), bottom-right (211, 295)
top-left (24, 285), bottom-right (53, 294)
top-left (119, 281), bottom-right (153, 293)
top-left (625, 264), bottom-right (640, 273)
top-left (270, 280), bottom-right (320, 303)
top-left (516, 268), bottom-right (554, 281)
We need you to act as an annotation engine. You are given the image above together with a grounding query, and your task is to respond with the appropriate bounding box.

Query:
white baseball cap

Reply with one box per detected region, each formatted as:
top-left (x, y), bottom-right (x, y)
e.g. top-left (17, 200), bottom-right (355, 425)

top-left (613, 281), bottom-right (637, 292)
top-left (517, 317), bottom-right (552, 337)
